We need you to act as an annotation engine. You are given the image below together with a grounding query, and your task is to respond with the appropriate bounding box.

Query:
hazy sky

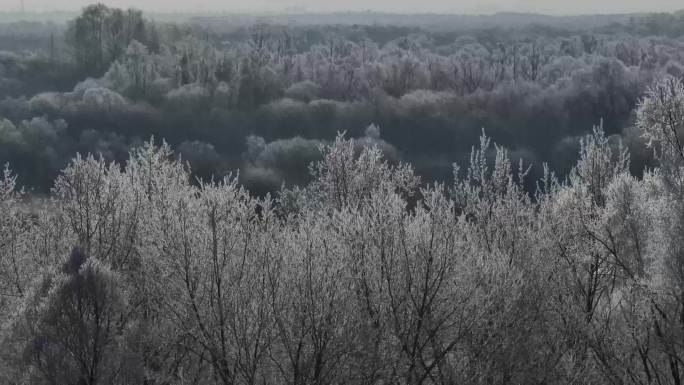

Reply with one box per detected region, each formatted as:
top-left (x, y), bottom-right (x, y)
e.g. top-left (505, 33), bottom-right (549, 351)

top-left (3, 0), bottom-right (683, 14)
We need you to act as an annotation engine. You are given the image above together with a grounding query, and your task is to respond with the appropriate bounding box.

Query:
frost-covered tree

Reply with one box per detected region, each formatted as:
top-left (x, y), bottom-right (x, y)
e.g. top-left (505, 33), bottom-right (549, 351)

top-left (8, 249), bottom-right (136, 385)
top-left (0, 165), bottom-right (30, 321)
top-left (634, 76), bottom-right (684, 385)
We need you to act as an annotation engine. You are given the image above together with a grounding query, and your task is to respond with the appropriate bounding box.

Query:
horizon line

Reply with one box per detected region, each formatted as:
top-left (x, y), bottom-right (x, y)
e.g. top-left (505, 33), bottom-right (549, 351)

top-left (0, 8), bottom-right (681, 17)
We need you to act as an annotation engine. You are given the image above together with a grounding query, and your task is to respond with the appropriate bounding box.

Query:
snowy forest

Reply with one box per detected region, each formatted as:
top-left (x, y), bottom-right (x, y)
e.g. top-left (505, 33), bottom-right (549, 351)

top-left (2, 4), bottom-right (684, 385)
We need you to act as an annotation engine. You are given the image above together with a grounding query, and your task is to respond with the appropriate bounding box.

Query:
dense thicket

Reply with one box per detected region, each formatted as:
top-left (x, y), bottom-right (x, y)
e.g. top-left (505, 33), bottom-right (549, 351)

top-left (1, 5), bottom-right (684, 192)
top-left (2, 75), bottom-right (684, 385)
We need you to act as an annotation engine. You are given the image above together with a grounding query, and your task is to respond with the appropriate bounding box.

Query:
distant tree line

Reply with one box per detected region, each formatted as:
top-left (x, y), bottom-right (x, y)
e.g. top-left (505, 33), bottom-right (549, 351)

top-left (0, 4), bottom-right (683, 194)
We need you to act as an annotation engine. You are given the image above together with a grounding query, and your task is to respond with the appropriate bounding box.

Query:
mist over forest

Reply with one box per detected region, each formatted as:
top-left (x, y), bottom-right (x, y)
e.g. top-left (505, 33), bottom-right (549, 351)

top-left (0, 6), bottom-right (683, 193)
top-left (3, 4), bottom-right (684, 385)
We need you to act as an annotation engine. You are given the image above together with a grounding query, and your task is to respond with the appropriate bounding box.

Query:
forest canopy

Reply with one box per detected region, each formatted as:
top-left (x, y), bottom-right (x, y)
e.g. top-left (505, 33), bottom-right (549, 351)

top-left (1, 4), bottom-right (684, 192)
top-left (2, 74), bottom-right (684, 384)
top-left (3, 4), bottom-right (684, 384)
